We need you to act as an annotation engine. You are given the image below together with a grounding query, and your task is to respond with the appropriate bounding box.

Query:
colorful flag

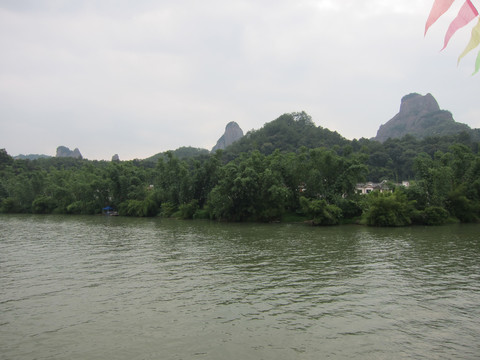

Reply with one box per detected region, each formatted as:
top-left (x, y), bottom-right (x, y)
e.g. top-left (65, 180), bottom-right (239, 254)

top-left (425, 0), bottom-right (456, 35)
top-left (474, 49), bottom-right (480, 74)
top-left (442, 0), bottom-right (479, 50)
top-left (425, 0), bottom-right (480, 74)
top-left (458, 17), bottom-right (480, 63)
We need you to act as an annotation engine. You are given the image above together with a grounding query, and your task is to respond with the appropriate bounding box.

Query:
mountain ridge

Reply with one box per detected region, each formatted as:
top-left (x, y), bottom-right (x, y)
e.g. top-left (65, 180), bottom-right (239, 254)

top-left (9, 93), bottom-right (479, 161)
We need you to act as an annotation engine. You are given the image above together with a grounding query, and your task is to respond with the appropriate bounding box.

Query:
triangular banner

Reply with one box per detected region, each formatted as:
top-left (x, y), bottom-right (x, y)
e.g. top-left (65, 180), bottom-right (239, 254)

top-left (442, 0), bottom-right (479, 50)
top-left (458, 17), bottom-right (480, 63)
top-left (425, 0), bottom-right (457, 35)
top-left (473, 49), bottom-right (480, 74)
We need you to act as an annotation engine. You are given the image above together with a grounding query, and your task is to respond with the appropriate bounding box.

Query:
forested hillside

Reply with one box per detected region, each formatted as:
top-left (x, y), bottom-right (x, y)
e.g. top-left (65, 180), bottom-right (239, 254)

top-left (1, 112), bottom-right (479, 226)
top-left (223, 112), bottom-right (349, 160)
top-left (145, 146), bottom-right (210, 162)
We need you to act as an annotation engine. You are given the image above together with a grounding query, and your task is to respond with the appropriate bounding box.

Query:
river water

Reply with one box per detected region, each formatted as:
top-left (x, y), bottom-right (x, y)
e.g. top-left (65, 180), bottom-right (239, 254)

top-left (1, 215), bottom-right (479, 359)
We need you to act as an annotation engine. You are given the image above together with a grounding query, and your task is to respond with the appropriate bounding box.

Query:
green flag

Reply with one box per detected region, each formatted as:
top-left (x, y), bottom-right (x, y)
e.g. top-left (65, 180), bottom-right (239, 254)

top-left (473, 49), bottom-right (480, 74)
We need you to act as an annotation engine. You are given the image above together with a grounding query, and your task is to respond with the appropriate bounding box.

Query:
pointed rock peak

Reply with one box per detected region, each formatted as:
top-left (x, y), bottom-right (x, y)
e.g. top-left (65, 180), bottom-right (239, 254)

top-left (399, 93), bottom-right (439, 116)
top-left (212, 122), bottom-right (244, 152)
top-left (56, 146), bottom-right (83, 159)
top-left (72, 148), bottom-right (82, 159)
top-left (374, 93), bottom-right (469, 142)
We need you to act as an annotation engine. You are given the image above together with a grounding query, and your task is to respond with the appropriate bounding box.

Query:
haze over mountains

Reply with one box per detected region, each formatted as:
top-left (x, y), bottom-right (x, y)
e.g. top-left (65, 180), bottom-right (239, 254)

top-left (12, 93), bottom-right (479, 160)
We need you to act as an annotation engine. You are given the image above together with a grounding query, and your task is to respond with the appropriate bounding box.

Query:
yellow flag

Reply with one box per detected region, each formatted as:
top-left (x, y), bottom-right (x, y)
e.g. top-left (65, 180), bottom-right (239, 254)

top-left (458, 17), bottom-right (480, 64)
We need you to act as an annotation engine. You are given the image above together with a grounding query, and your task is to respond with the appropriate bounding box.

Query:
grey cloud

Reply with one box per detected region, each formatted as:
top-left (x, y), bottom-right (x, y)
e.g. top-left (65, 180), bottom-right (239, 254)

top-left (0, 0), bottom-right (478, 159)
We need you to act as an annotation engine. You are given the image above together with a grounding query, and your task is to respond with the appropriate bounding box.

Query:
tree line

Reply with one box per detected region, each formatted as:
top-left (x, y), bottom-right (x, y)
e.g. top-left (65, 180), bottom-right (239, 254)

top-left (1, 113), bottom-right (479, 226)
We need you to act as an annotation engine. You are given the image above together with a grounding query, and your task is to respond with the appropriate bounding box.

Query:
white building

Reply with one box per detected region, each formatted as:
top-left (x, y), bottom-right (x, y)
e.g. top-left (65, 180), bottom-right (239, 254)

top-left (356, 180), bottom-right (409, 195)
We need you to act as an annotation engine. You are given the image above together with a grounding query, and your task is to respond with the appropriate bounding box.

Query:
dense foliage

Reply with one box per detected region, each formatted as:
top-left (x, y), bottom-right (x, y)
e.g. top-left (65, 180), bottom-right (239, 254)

top-left (145, 146), bottom-right (210, 162)
top-left (223, 112), bottom-right (350, 160)
top-left (1, 112), bottom-right (479, 226)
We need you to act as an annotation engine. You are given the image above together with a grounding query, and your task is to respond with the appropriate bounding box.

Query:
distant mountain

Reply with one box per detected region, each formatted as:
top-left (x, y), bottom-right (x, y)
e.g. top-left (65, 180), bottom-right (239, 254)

top-left (14, 154), bottom-right (51, 160)
top-left (211, 121), bottom-right (244, 152)
top-left (11, 94), bottom-right (478, 163)
top-left (222, 111), bottom-right (350, 159)
top-left (374, 93), bottom-right (476, 142)
top-left (56, 146), bottom-right (83, 159)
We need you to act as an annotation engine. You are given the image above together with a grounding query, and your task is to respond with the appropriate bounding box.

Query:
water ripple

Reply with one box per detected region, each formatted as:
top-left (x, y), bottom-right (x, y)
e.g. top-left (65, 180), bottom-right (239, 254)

top-left (1, 216), bottom-right (479, 359)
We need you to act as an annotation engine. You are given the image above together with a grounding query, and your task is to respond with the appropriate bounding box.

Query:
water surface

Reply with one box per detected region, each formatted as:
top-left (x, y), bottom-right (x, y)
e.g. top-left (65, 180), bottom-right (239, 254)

top-left (1, 215), bottom-right (479, 359)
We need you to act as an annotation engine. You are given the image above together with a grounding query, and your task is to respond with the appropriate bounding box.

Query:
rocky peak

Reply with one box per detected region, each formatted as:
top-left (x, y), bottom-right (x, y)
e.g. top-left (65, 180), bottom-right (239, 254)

top-left (56, 146), bottom-right (83, 159)
top-left (374, 93), bottom-right (468, 142)
top-left (212, 121), bottom-right (244, 152)
top-left (398, 93), bottom-right (439, 116)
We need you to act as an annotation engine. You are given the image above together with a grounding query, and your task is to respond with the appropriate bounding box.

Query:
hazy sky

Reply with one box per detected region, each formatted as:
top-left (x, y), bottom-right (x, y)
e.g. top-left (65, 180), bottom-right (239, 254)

top-left (1, 0), bottom-right (479, 160)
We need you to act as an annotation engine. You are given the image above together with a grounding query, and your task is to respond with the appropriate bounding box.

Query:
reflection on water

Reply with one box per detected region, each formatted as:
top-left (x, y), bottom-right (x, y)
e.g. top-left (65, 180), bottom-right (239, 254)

top-left (1, 215), bottom-right (479, 359)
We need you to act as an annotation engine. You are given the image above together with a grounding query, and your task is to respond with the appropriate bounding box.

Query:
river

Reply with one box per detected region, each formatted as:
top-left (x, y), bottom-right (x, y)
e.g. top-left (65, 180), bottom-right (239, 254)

top-left (1, 215), bottom-right (479, 359)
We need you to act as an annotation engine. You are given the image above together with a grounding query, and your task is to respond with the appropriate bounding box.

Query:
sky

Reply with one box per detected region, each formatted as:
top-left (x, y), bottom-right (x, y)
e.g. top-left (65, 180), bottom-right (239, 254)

top-left (1, 0), bottom-right (479, 160)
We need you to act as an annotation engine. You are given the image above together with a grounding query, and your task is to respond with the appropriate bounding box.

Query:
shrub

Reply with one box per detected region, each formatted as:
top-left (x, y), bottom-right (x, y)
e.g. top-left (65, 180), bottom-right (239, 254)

top-left (32, 195), bottom-right (57, 214)
top-left (422, 206), bottom-right (449, 225)
top-left (119, 198), bottom-right (158, 217)
top-left (300, 197), bottom-right (342, 225)
top-left (447, 187), bottom-right (478, 223)
top-left (193, 208), bottom-right (209, 220)
top-left (0, 198), bottom-right (18, 213)
top-left (364, 191), bottom-right (415, 227)
top-left (66, 201), bottom-right (83, 214)
top-left (178, 200), bottom-right (199, 219)
top-left (160, 202), bottom-right (177, 218)
top-left (336, 196), bottom-right (363, 219)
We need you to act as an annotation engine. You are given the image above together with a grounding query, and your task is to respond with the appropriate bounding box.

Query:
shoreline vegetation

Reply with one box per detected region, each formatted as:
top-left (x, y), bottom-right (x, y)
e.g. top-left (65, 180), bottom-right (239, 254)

top-left (1, 113), bottom-right (479, 227)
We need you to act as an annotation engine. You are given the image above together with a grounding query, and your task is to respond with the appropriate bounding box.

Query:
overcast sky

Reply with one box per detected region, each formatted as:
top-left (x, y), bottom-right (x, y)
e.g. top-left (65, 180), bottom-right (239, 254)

top-left (1, 0), bottom-right (479, 160)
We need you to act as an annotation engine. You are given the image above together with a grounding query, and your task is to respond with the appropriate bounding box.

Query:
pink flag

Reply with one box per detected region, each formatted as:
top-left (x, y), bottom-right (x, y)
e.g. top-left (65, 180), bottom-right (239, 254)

top-left (425, 0), bottom-right (456, 35)
top-left (442, 0), bottom-right (479, 50)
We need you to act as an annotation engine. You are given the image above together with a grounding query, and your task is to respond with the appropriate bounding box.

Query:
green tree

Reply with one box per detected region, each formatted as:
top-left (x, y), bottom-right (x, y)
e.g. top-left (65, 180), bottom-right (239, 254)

top-left (0, 149), bottom-right (13, 169)
top-left (421, 206), bottom-right (450, 225)
top-left (447, 185), bottom-right (478, 223)
top-left (155, 151), bottom-right (192, 208)
top-left (207, 151), bottom-right (289, 221)
top-left (179, 199), bottom-right (199, 219)
top-left (363, 190), bottom-right (416, 227)
top-left (300, 196), bottom-right (342, 225)
top-left (32, 195), bottom-right (56, 214)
